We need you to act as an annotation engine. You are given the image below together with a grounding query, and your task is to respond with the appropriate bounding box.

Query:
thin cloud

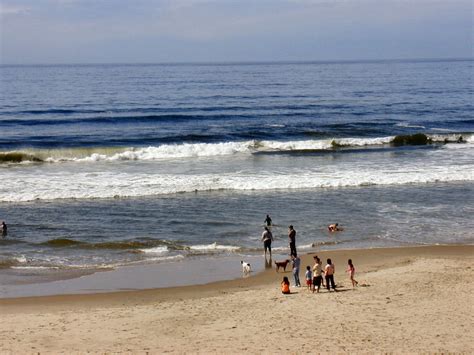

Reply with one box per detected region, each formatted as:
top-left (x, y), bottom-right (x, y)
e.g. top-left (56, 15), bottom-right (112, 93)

top-left (0, 4), bottom-right (31, 16)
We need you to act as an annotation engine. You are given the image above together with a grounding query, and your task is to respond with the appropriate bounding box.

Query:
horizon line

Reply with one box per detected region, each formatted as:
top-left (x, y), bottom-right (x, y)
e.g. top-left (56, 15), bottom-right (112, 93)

top-left (1, 57), bottom-right (473, 67)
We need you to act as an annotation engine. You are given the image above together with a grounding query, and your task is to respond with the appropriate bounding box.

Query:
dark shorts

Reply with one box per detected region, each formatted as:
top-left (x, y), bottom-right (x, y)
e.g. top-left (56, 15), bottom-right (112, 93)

top-left (313, 275), bottom-right (322, 287)
top-left (264, 239), bottom-right (272, 251)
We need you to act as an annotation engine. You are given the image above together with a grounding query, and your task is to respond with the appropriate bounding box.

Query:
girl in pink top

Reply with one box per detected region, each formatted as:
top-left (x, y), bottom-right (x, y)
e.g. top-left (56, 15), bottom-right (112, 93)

top-left (347, 259), bottom-right (358, 288)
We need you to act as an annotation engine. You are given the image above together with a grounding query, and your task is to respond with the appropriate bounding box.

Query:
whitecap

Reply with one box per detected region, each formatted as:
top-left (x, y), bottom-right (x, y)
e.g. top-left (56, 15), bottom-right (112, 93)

top-left (139, 246), bottom-right (169, 254)
top-left (395, 122), bottom-right (426, 129)
top-left (188, 242), bottom-right (241, 252)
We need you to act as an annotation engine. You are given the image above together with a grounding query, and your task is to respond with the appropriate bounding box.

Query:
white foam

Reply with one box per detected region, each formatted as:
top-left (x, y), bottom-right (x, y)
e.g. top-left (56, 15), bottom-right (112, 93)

top-left (52, 142), bottom-right (255, 162)
top-left (428, 133), bottom-right (472, 143)
top-left (139, 246), bottom-right (169, 254)
top-left (18, 137), bottom-right (398, 164)
top-left (259, 137), bottom-right (393, 151)
top-left (335, 136), bottom-right (393, 147)
top-left (15, 256), bottom-right (27, 263)
top-left (188, 242), bottom-right (241, 252)
top-left (395, 122), bottom-right (426, 129)
top-left (1, 135), bottom-right (473, 202)
top-left (1, 163), bottom-right (473, 202)
top-left (5, 135), bottom-right (473, 165)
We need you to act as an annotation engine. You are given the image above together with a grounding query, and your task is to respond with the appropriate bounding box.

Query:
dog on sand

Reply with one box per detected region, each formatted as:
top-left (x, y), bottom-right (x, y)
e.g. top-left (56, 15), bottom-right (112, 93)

top-left (274, 259), bottom-right (291, 272)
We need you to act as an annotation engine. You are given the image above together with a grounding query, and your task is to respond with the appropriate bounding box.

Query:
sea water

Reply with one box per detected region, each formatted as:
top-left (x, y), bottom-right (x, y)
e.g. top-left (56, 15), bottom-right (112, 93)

top-left (0, 60), bottom-right (473, 287)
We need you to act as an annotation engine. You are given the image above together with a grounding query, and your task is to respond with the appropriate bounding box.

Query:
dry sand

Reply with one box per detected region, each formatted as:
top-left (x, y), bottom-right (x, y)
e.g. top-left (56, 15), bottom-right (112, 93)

top-left (1, 245), bottom-right (473, 354)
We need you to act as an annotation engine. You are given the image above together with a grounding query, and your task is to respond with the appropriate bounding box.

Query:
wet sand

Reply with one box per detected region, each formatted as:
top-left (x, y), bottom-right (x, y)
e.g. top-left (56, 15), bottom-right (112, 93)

top-left (1, 245), bottom-right (473, 353)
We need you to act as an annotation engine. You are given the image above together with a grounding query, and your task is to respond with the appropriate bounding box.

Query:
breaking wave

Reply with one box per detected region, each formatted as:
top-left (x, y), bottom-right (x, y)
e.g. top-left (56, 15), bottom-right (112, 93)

top-left (0, 256), bottom-right (28, 269)
top-left (1, 133), bottom-right (471, 164)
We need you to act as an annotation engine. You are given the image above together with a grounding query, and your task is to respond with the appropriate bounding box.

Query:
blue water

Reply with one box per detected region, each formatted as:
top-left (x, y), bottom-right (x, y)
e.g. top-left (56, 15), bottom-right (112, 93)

top-left (1, 60), bottom-right (472, 149)
top-left (0, 59), bottom-right (473, 285)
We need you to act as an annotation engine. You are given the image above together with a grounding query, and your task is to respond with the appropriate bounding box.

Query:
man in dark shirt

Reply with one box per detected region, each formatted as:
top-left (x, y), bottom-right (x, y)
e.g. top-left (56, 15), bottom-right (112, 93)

top-left (264, 214), bottom-right (272, 227)
top-left (1, 221), bottom-right (7, 238)
top-left (288, 225), bottom-right (296, 256)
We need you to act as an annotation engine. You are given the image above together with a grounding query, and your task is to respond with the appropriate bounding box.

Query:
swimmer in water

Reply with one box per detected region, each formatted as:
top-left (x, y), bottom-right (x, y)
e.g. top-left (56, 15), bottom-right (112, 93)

top-left (328, 223), bottom-right (343, 232)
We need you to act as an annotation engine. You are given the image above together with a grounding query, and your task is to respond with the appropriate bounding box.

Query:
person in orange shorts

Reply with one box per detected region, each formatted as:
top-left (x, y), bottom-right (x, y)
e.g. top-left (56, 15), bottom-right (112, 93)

top-left (281, 276), bottom-right (290, 294)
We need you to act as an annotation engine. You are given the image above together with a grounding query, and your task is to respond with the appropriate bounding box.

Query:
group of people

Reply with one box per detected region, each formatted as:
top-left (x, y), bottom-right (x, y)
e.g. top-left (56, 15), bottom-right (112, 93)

top-left (261, 215), bottom-right (342, 259)
top-left (282, 257), bottom-right (358, 294)
top-left (261, 215), bottom-right (298, 258)
top-left (260, 214), bottom-right (357, 294)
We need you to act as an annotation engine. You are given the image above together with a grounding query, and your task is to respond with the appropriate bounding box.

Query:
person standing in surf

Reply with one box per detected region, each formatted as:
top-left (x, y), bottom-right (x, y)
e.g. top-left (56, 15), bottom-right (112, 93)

top-left (261, 226), bottom-right (273, 258)
top-left (264, 214), bottom-right (272, 227)
top-left (288, 225), bottom-right (297, 257)
top-left (1, 221), bottom-right (7, 238)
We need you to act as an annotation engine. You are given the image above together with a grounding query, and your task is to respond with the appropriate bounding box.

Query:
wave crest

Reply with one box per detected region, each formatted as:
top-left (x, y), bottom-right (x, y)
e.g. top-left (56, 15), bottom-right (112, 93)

top-left (1, 133), bottom-right (471, 164)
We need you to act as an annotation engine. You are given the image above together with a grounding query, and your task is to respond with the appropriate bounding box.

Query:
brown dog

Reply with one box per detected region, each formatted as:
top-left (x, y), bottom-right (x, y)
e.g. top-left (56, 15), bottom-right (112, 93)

top-left (274, 259), bottom-right (291, 272)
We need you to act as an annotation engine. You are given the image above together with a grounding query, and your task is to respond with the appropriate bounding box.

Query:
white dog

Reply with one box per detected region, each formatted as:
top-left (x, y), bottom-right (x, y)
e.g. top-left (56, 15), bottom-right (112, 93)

top-left (241, 260), bottom-right (251, 274)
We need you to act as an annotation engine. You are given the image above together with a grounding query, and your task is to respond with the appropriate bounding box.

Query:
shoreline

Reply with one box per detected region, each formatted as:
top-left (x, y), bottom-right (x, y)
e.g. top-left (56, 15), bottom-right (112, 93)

top-left (1, 244), bottom-right (473, 353)
top-left (1, 244), bottom-right (471, 305)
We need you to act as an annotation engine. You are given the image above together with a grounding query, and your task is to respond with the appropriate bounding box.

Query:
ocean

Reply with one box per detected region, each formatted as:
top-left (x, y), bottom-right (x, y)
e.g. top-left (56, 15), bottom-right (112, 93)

top-left (0, 59), bottom-right (473, 289)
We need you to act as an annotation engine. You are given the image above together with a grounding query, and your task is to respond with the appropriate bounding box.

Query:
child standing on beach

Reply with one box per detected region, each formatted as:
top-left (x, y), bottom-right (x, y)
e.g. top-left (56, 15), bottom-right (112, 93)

top-left (305, 266), bottom-right (312, 291)
top-left (281, 276), bottom-right (290, 294)
top-left (347, 259), bottom-right (358, 288)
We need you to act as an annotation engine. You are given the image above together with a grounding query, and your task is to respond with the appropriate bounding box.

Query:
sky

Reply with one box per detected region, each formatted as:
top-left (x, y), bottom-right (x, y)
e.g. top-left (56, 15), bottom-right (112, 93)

top-left (0, 0), bottom-right (472, 64)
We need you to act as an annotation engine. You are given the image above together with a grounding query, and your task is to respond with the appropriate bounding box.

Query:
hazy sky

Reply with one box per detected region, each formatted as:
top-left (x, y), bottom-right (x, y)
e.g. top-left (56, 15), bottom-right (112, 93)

top-left (1, 0), bottom-right (472, 64)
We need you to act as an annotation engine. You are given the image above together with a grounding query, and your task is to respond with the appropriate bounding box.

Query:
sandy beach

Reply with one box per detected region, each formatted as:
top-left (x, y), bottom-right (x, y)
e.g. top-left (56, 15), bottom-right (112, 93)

top-left (1, 245), bottom-right (473, 354)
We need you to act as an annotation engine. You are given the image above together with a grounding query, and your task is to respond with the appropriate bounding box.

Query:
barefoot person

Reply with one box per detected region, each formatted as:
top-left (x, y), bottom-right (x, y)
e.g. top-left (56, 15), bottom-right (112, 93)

top-left (347, 259), bottom-right (359, 288)
top-left (261, 226), bottom-right (273, 258)
top-left (281, 276), bottom-right (290, 294)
